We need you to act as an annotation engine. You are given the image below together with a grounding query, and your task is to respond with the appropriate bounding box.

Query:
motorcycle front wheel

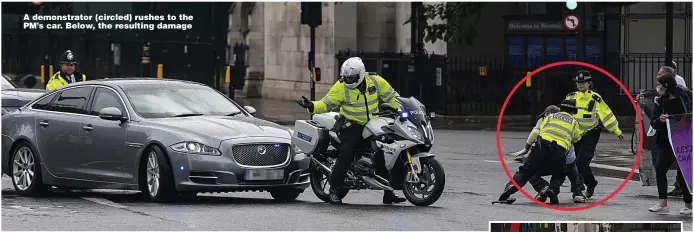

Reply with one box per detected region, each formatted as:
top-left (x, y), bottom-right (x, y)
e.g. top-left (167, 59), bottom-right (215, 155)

top-left (309, 158), bottom-right (349, 203)
top-left (402, 157), bottom-right (445, 206)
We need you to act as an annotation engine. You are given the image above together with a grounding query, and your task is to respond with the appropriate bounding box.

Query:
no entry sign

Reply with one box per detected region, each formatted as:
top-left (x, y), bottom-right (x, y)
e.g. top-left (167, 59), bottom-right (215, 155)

top-left (564, 14), bottom-right (579, 31)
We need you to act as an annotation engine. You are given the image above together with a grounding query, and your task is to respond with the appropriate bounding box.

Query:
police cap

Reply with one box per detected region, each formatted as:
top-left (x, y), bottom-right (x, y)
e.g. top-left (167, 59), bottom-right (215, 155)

top-left (573, 70), bottom-right (591, 82)
top-left (60, 50), bottom-right (77, 64)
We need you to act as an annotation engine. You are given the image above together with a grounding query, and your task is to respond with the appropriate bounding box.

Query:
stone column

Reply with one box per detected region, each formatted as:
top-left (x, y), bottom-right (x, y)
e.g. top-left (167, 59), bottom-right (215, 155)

top-left (243, 2), bottom-right (265, 97)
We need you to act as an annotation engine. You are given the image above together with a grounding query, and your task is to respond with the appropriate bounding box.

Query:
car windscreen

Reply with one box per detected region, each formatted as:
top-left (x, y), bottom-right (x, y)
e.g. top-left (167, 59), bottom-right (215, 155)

top-left (122, 84), bottom-right (243, 118)
top-left (2, 75), bottom-right (16, 89)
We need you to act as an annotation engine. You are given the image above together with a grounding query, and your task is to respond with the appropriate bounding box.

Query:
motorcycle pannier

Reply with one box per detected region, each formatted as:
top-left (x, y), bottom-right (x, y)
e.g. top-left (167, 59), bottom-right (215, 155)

top-left (292, 120), bottom-right (330, 155)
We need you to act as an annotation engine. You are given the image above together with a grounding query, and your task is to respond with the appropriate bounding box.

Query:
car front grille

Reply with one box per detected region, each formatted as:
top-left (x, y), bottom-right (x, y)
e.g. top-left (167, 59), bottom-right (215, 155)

top-left (231, 143), bottom-right (290, 167)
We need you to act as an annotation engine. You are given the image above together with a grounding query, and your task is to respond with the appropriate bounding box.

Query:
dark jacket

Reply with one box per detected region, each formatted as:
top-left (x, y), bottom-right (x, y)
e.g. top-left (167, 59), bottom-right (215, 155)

top-left (650, 88), bottom-right (693, 147)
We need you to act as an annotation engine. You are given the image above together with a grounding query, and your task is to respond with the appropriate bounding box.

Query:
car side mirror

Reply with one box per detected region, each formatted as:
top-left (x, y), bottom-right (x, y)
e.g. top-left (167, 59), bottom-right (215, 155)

top-left (378, 103), bottom-right (397, 113)
top-left (23, 75), bottom-right (37, 89)
top-left (99, 107), bottom-right (126, 121)
top-left (243, 106), bottom-right (257, 115)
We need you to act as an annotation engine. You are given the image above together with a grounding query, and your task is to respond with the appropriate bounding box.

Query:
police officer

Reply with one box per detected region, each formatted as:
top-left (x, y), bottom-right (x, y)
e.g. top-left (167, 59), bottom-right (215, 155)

top-left (296, 57), bottom-right (406, 205)
top-left (498, 99), bottom-right (583, 204)
top-left (508, 105), bottom-right (587, 203)
top-left (46, 50), bottom-right (87, 91)
top-left (566, 70), bottom-right (624, 199)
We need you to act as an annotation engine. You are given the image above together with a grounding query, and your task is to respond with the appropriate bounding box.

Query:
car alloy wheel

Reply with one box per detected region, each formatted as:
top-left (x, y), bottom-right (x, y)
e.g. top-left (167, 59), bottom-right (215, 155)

top-left (12, 147), bottom-right (35, 191)
top-left (146, 151), bottom-right (160, 197)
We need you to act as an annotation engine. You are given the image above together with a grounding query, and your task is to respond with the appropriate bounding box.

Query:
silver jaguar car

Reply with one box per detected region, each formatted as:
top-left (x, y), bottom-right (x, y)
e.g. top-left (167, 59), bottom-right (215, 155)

top-left (1, 78), bottom-right (310, 202)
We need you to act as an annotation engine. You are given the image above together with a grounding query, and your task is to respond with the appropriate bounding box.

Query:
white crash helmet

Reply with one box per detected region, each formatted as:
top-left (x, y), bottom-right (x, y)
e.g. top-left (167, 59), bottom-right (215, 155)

top-left (340, 57), bottom-right (366, 89)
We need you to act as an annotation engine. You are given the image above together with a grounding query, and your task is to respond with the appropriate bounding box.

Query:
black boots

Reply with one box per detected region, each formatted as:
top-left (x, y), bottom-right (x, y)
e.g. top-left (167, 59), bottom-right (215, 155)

top-left (537, 188), bottom-right (559, 204)
top-left (329, 187), bottom-right (343, 205)
top-left (585, 181), bottom-right (597, 198)
top-left (498, 183), bottom-right (516, 201)
top-left (383, 191), bottom-right (406, 204)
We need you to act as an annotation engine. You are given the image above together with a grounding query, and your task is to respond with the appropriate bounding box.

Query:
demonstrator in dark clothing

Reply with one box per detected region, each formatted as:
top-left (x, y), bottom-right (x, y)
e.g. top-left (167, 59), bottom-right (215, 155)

top-left (647, 72), bottom-right (692, 215)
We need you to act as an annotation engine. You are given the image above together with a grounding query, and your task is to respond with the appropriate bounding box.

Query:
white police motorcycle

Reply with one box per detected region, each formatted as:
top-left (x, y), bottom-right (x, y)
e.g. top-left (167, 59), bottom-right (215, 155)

top-left (292, 96), bottom-right (445, 206)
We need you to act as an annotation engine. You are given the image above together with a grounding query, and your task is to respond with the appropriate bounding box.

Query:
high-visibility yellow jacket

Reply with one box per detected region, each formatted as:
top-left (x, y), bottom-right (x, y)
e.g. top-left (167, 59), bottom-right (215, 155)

top-left (310, 73), bottom-right (400, 125)
top-left (565, 90), bottom-right (622, 136)
top-left (538, 112), bottom-right (583, 150)
top-left (46, 71), bottom-right (86, 91)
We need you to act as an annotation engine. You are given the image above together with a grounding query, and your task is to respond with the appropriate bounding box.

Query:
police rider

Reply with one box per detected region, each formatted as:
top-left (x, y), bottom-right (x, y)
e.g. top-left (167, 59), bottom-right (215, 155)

top-left (46, 50), bottom-right (87, 91)
top-left (498, 100), bottom-right (584, 204)
top-left (296, 57), bottom-right (407, 205)
top-left (566, 70), bottom-right (624, 199)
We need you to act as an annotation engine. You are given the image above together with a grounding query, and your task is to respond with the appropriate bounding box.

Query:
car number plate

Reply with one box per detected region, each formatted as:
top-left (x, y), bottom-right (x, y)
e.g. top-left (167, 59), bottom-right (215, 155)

top-left (245, 169), bottom-right (284, 180)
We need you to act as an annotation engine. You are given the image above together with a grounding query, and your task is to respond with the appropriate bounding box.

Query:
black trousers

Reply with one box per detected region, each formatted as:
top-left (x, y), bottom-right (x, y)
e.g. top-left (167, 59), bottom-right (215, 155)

top-left (576, 127), bottom-right (602, 189)
top-left (655, 145), bottom-right (692, 203)
top-left (330, 124), bottom-right (365, 189)
top-left (530, 161), bottom-right (585, 194)
top-left (504, 139), bottom-right (567, 196)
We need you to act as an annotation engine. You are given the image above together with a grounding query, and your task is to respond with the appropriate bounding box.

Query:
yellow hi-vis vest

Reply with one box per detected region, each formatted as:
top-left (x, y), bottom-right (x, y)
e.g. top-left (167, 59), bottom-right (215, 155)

top-left (538, 112), bottom-right (583, 150)
top-left (46, 71), bottom-right (86, 91)
top-left (565, 90), bottom-right (623, 136)
top-left (310, 73), bottom-right (400, 125)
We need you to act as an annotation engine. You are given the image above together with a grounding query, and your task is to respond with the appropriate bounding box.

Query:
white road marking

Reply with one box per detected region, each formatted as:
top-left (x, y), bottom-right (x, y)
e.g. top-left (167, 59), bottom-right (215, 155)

top-left (81, 197), bottom-right (127, 209)
top-left (484, 160), bottom-right (501, 163)
top-left (11, 205), bottom-right (32, 211)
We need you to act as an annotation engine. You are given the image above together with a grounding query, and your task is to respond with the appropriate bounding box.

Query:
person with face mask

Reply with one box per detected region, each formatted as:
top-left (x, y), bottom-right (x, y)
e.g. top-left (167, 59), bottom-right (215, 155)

top-left (565, 70), bottom-right (624, 199)
top-left (658, 62), bottom-right (687, 90)
top-left (648, 72), bottom-right (693, 215)
top-left (497, 100), bottom-right (584, 205)
top-left (45, 50), bottom-right (87, 91)
top-left (296, 57), bottom-right (406, 205)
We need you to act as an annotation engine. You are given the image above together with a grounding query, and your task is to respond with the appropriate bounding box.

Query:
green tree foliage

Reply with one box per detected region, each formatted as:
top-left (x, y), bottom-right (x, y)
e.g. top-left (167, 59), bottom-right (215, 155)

top-left (404, 3), bottom-right (484, 45)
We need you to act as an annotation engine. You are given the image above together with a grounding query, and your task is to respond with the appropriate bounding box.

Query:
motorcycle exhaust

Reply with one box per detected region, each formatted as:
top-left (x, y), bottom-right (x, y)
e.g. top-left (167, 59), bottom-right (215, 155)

top-left (311, 157), bottom-right (332, 174)
top-left (362, 176), bottom-right (394, 191)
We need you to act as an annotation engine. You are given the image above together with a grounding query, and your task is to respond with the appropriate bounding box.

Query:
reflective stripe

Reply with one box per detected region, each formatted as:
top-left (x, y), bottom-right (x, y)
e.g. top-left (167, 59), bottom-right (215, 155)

top-left (384, 91), bottom-right (397, 103)
top-left (367, 75), bottom-right (378, 91)
top-left (344, 85), bottom-right (351, 103)
top-left (544, 122), bottom-right (573, 136)
top-left (383, 87), bottom-right (394, 99)
top-left (544, 129), bottom-right (572, 143)
top-left (342, 106), bottom-right (378, 116)
top-left (345, 98), bottom-right (379, 108)
top-left (602, 112), bottom-right (615, 123)
top-left (604, 120), bottom-right (618, 131)
top-left (322, 96), bottom-right (334, 110)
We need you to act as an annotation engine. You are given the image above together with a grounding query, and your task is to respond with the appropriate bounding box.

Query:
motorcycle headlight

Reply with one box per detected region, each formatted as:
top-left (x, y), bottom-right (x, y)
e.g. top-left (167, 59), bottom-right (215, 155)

top-left (407, 126), bottom-right (424, 141)
top-left (169, 142), bottom-right (221, 156)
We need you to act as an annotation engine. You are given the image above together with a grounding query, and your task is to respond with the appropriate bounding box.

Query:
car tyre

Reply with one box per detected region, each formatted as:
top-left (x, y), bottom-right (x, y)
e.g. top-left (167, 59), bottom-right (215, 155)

top-left (11, 142), bottom-right (51, 196)
top-left (270, 188), bottom-right (302, 202)
top-left (141, 146), bottom-right (179, 203)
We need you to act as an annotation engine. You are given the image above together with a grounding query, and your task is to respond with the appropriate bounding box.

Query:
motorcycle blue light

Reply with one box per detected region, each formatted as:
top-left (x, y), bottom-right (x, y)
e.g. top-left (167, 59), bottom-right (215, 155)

top-left (400, 111), bottom-right (409, 121)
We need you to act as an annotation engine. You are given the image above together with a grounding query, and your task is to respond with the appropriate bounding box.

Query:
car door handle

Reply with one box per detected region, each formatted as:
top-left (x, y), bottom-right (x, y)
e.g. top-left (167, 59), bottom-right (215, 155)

top-left (83, 125), bottom-right (93, 131)
top-left (39, 121), bottom-right (49, 127)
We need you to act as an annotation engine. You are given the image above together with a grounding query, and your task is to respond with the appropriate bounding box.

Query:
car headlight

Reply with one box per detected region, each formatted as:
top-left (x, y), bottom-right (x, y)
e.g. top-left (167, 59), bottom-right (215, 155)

top-left (407, 126), bottom-right (424, 141)
top-left (169, 142), bottom-right (221, 156)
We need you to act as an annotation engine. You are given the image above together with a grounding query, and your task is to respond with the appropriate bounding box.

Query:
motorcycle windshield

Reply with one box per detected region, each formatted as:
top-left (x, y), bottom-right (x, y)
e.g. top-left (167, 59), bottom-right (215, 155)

top-left (396, 97), bottom-right (428, 127)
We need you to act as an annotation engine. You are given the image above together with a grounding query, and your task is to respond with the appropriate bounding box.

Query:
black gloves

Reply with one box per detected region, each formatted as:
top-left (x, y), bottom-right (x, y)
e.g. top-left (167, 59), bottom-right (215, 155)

top-left (295, 96), bottom-right (314, 112)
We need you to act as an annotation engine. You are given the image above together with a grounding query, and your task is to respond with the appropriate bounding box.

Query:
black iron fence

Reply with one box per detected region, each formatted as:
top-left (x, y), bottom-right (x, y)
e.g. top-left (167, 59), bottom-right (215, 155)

top-left (2, 30), bottom-right (223, 88)
top-left (334, 51), bottom-right (692, 117)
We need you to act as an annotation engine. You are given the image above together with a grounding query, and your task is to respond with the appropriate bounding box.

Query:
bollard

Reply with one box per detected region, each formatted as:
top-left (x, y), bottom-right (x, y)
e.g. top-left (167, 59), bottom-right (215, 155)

top-left (225, 66), bottom-right (231, 83)
top-left (525, 71), bottom-right (532, 87)
top-left (49, 65), bottom-right (53, 77)
top-left (40, 65), bottom-right (45, 83)
top-left (157, 64), bottom-right (163, 79)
